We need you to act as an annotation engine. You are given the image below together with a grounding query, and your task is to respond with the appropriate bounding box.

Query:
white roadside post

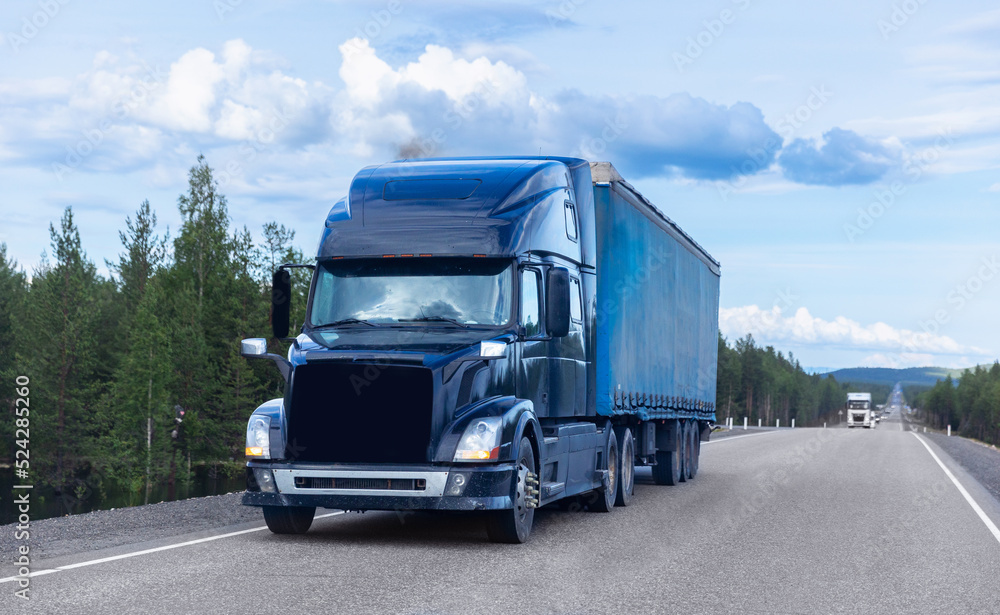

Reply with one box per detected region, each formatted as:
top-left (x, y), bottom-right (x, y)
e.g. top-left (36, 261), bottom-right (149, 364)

top-left (744, 417), bottom-right (748, 430)
top-left (792, 418), bottom-right (795, 429)
top-left (758, 418), bottom-right (762, 428)
top-left (776, 419), bottom-right (780, 429)
top-left (948, 425), bottom-right (951, 437)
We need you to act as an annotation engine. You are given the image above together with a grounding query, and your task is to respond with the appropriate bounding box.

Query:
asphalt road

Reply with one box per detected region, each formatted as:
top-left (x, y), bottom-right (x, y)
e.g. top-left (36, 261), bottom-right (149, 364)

top-left (6, 418), bottom-right (1000, 614)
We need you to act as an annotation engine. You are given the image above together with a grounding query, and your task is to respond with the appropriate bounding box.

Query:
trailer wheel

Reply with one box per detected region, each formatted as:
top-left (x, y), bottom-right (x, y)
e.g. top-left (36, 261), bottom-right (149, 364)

top-left (678, 421), bottom-right (690, 483)
top-left (684, 421), bottom-right (698, 481)
top-left (589, 426), bottom-right (618, 512)
top-left (689, 422), bottom-right (701, 479)
top-left (614, 426), bottom-right (635, 507)
top-left (652, 421), bottom-right (682, 486)
top-left (486, 437), bottom-right (536, 543)
top-left (262, 505), bottom-right (315, 534)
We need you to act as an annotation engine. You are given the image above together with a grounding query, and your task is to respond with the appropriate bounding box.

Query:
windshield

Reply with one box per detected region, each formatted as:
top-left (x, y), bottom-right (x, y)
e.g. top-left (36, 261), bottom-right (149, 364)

top-left (309, 258), bottom-right (514, 327)
top-left (847, 401), bottom-right (870, 409)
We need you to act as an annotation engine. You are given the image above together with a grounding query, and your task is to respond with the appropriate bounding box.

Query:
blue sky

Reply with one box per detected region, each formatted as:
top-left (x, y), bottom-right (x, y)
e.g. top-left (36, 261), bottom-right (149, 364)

top-left (2, 0), bottom-right (999, 371)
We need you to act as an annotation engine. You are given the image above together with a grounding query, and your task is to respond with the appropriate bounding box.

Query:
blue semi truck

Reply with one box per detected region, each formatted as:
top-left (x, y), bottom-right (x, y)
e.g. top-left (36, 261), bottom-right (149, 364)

top-left (241, 157), bottom-right (720, 543)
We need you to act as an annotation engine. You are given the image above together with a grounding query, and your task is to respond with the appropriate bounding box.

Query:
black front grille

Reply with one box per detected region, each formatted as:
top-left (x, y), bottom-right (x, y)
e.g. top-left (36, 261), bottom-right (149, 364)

top-left (286, 362), bottom-right (434, 463)
top-left (294, 476), bottom-right (426, 491)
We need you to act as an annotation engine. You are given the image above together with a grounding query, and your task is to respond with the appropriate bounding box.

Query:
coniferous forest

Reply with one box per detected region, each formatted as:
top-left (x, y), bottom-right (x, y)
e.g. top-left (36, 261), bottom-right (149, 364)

top-left (917, 366), bottom-right (1000, 444)
top-left (4, 155), bottom-right (986, 522)
top-left (1, 156), bottom-right (309, 520)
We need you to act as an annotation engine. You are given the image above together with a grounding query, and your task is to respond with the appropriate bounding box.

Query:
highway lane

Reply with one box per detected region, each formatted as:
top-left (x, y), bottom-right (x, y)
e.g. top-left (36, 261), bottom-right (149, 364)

top-left (7, 426), bottom-right (1000, 614)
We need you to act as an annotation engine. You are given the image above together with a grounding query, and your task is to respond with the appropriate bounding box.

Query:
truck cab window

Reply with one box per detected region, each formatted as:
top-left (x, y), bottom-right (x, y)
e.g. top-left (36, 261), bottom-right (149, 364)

top-left (564, 200), bottom-right (578, 241)
top-left (570, 277), bottom-right (582, 322)
top-left (521, 269), bottom-right (541, 337)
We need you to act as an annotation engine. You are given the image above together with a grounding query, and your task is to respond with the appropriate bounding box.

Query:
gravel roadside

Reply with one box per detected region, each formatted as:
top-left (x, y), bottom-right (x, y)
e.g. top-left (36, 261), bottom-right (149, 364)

top-left (924, 433), bottom-right (1000, 504)
top-left (0, 491), bottom-right (260, 563)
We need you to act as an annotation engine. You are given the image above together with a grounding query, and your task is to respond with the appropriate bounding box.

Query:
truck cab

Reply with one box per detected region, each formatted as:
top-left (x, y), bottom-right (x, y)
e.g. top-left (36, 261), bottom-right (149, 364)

top-left (846, 392), bottom-right (873, 429)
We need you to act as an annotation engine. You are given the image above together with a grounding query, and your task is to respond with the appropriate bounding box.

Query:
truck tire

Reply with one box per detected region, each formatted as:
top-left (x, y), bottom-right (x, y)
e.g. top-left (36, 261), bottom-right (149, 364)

top-left (614, 426), bottom-right (635, 507)
top-left (262, 505), bottom-right (315, 534)
top-left (689, 422), bottom-right (701, 479)
top-left (486, 437), bottom-right (536, 544)
top-left (589, 425), bottom-right (618, 513)
top-left (652, 421), bottom-right (682, 486)
top-left (678, 421), bottom-right (690, 483)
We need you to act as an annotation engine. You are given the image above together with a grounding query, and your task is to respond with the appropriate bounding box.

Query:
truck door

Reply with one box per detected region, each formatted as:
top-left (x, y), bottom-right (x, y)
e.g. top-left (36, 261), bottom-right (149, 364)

top-left (517, 265), bottom-right (587, 418)
top-left (518, 267), bottom-right (549, 415)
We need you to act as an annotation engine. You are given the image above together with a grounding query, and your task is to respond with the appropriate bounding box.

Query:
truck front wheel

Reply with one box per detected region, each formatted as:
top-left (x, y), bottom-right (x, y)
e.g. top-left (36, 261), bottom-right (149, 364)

top-left (262, 505), bottom-right (315, 534)
top-left (486, 437), bottom-right (536, 544)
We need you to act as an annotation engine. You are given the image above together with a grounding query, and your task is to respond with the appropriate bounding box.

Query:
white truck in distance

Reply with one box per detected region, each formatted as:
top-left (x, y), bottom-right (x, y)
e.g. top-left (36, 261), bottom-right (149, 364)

top-left (846, 392), bottom-right (873, 429)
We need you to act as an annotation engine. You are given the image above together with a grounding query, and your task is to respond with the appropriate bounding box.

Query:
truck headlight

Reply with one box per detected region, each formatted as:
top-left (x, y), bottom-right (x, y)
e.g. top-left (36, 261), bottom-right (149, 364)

top-left (246, 416), bottom-right (271, 458)
top-left (454, 416), bottom-right (502, 462)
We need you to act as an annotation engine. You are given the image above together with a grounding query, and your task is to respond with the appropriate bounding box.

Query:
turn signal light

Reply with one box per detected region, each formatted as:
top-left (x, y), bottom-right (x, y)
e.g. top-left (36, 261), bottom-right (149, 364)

top-left (246, 446), bottom-right (264, 457)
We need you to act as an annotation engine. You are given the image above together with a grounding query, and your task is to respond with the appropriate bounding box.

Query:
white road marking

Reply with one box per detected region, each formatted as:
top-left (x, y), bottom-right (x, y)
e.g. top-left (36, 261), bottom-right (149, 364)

top-left (704, 431), bottom-right (778, 444)
top-left (0, 511), bottom-right (345, 584)
top-left (912, 433), bottom-right (1000, 546)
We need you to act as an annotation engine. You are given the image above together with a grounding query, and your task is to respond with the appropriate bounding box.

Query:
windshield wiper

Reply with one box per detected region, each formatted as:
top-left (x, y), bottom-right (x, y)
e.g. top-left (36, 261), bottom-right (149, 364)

top-left (313, 318), bottom-right (379, 328)
top-left (398, 316), bottom-right (470, 328)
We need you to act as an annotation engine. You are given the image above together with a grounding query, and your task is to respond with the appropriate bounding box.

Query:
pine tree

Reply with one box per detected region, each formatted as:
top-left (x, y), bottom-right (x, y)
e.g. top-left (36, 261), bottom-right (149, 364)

top-left (0, 244), bottom-right (28, 463)
top-left (24, 208), bottom-right (105, 513)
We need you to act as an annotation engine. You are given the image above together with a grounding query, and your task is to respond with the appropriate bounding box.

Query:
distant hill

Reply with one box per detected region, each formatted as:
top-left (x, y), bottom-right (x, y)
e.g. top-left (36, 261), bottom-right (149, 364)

top-left (824, 366), bottom-right (969, 388)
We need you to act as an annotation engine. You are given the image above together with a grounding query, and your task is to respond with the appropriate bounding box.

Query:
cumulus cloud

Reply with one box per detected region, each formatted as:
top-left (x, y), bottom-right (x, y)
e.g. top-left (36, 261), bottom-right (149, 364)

top-left (1, 40), bottom-right (328, 176)
top-left (550, 92), bottom-right (780, 179)
top-left (719, 305), bottom-right (990, 356)
top-left (0, 37), bottom-right (897, 188)
top-left (333, 38), bottom-right (779, 180)
top-left (778, 128), bottom-right (901, 186)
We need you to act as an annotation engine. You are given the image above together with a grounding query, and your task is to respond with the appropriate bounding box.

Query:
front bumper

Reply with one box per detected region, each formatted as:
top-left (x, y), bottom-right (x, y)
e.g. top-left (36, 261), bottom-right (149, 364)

top-left (242, 461), bottom-right (515, 511)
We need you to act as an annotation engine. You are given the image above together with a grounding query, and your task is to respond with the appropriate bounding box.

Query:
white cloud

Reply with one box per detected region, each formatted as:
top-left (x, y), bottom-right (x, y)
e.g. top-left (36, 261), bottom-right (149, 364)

top-left (719, 305), bottom-right (990, 356)
top-left (145, 48), bottom-right (225, 132)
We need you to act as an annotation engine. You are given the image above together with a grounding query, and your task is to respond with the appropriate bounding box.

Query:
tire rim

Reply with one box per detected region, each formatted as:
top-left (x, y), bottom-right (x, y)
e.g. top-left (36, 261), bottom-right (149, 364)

top-left (606, 434), bottom-right (617, 506)
top-left (515, 462), bottom-right (529, 525)
top-left (622, 433), bottom-right (634, 495)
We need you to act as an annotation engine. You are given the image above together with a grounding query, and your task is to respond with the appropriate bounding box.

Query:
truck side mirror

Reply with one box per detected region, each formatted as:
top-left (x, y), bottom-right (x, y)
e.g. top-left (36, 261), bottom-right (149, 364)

top-left (546, 267), bottom-right (571, 338)
top-left (272, 269), bottom-right (291, 339)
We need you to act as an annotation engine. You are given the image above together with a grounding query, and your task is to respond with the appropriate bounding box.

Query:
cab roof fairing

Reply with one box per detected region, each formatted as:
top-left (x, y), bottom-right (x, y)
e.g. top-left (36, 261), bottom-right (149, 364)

top-left (317, 158), bottom-right (591, 263)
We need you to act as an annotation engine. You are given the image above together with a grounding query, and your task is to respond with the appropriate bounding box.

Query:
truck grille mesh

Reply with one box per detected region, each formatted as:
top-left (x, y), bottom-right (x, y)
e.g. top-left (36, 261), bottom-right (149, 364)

top-left (286, 362), bottom-right (433, 463)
